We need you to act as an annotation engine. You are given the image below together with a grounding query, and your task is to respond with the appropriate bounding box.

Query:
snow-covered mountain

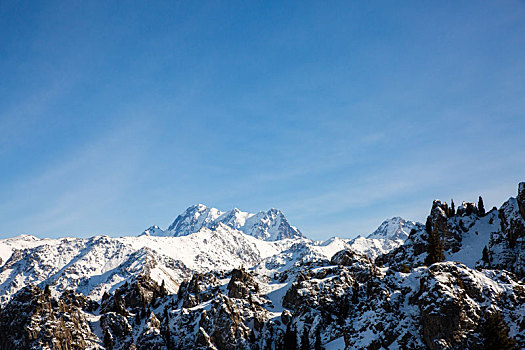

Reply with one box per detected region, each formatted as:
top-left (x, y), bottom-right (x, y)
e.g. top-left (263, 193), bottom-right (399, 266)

top-left (344, 217), bottom-right (424, 260)
top-left (0, 224), bottom-right (351, 306)
top-left (1, 182), bottom-right (524, 349)
top-left (366, 216), bottom-right (422, 240)
top-left (377, 182), bottom-right (525, 280)
top-left (141, 204), bottom-right (303, 241)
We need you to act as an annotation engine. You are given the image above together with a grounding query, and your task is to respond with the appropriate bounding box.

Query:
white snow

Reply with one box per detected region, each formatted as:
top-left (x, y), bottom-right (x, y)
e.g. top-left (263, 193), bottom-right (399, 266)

top-left (142, 204), bottom-right (303, 241)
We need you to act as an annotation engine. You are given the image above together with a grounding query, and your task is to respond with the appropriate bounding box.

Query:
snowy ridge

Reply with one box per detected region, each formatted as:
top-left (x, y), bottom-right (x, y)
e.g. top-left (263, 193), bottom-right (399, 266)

top-left (1, 182), bottom-right (525, 349)
top-left (0, 225), bottom-right (353, 305)
top-left (342, 217), bottom-right (424, 260)
top-left (366, 217), bottom-right (422, 240)
top-left (141, 204), bottom-right (303, 241)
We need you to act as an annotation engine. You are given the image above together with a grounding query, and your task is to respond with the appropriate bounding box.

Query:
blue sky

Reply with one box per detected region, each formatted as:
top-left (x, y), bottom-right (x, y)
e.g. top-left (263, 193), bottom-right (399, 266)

top-left (1, 1), bottom-right (524, 240)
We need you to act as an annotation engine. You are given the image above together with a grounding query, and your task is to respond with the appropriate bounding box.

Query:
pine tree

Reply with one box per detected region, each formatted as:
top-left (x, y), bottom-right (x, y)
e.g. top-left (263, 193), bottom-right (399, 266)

top-left (425, 216), bottom-right (432, 234)
top-left (300, 328), bottom-right (310, 350)
top-left (283, 324), bottom-right (297, 350)
top-left (113, 298), bottom-right (127, 316)
top-left (151, 290), bottom-right (158, 307)
top-left (314, 328), bottom-right (323, 350)
top-left (425, 225), bottom-right (444, 266)
top-left (103, 329), bottom-right (114, 350)
top-left (163, 305), bottom-right (169, 322)
top-left (482, 246), bottom-right (489, 264)
top-left (44, 284), bottom-right (51, 296)
top-left (351, 280), bottom-right (359, 304)
top-left (160, 280), bottom-right (167, 296)
top-left (481, 311), bottom-right (517, 350)
top-left (450, 199), bottom-right (455, 216)
top-left (478, 196), bottom-right (486, 216)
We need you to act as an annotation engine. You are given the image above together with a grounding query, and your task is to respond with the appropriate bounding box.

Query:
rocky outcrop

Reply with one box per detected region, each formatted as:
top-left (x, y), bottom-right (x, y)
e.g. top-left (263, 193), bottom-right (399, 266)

top-left (376, 187), bottom-right (525, 276)
top-left (456, 201), bottom-right (480, 217)
top-left (227, 268), bottom-right (259, 299)
top-left (135, 312), bottom-right (167, 350)
top-left (0, 285), bottom-right (101, 349)
top-left (117, 275), bottom-right (168, 309)
top-left (416, 262), bottom-right (525, 349)
top-left (198, 296), bottom-right (253, 350)
top-left (177, 272), bottom-right (222, 308)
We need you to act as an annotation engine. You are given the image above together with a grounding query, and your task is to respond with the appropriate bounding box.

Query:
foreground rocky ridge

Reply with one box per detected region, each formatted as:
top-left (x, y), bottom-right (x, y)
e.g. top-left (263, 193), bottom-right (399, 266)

top-left (0, 182), bottom-right (524, 349)
top-left (1, 255), bottom-right (523, 349)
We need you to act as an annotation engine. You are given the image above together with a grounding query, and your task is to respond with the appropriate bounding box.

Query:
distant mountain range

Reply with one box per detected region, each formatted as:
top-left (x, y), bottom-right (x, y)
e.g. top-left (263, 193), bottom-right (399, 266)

top-left (0, 182), bottom-right (524, 349)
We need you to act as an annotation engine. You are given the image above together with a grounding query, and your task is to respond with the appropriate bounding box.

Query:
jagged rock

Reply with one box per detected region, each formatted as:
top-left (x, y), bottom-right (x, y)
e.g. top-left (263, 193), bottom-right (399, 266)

top-left (60, 289), bottom-right (99, 312)
top-left (456, 201), bottom-right (479, 217)
top-left (178, 272), bottom-right (222, 308)
top-left (430, 200), bottom-right (463, 253)
top-left (135, 312), bottom-right (167, 350)
top-left (0, 285), bottom-right (101, 350)
top-left (227, 268), bottom-right (259, 299)
top-left (195, 327), bottom-right (218, 350)
top-left (416, 262), bottom-right (525, 349)
top-left (488, 189), bottom-right (525, 278)
top-left (117, 275), bottom-right (167, 309)
top-left (330, 248), bottom-right (364, 266)
top-left (197, 295), bottom-right (253, 350)
top-left (101, 312), bottom-right (132, 339)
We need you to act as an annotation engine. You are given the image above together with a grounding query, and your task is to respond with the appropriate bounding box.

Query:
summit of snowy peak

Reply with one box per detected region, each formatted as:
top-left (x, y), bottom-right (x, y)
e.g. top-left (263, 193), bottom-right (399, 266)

top-left (3, 234), bottom-right (41, 242)
top-left (140, 225), bottom-right (167, 237)
top-left (366, 217), bottom-right (422, 241)
top-left (241, 208), bottom-right (302, 240)
top-left (142, 205), bottom-right (302, 241)
top-left (166, 204), bottom-right (223, 236)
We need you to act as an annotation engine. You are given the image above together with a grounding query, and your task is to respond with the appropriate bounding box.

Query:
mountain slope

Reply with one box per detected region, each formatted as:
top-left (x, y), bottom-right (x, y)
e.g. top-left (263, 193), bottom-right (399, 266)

top-left (1, 182), bottom-right (524, 349)
top-left (344, 217), bottom-right (423, 260)
top-left (377, 182), bottom-right (525, 279)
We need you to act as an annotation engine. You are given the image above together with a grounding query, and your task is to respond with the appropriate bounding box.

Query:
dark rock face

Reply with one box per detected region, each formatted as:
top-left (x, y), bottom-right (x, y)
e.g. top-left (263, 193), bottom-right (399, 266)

top-left (60, 289), bottom-right (99, 312)
top-left (135, 312), bottom-right (167, 350)
top-left (117, 275), bottom-right (167, 309)
top-left (517, 182), bottom-right (525, 220)
top-left (177, 272), bottom-right (222, 308)
top-left (227, 268), bottom-right (259, 299)
top-left (330, 248), bottom-right (364, 266)
top-left (456, 202), bottom-right (479, 217)
top-left (198, 295), bottom-right (252, 350)
top-left (416, 262), bottom-right (525, 349)
top-left (101, 312), bottom-right (132, 339)
top-left (0, 286), bottom-right (100, 350)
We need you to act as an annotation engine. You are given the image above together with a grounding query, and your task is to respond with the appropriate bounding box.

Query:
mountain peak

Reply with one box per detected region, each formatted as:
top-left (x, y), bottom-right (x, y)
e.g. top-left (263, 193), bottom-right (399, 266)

top-left (367, 217), bottom-right (422, 241)
top-left (143, 205), bottom-right (302, 241)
